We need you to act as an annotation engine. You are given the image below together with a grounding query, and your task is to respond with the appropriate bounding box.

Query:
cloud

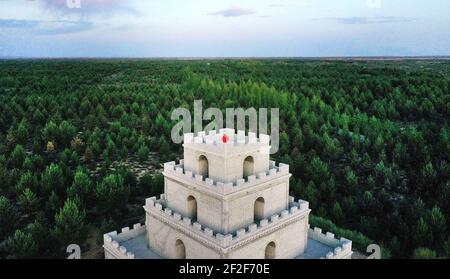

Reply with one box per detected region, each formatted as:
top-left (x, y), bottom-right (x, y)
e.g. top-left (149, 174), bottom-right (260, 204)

top-left (0, 19), bottom-right (93, 35)
top-left (319, 16), bottom-right (414, 25)
top-left (209, 6), bottom-right (255, 17)
top-left (0, 19), bottom-right (39, 29)
top-left (38, 0), bottom-right (138, 16)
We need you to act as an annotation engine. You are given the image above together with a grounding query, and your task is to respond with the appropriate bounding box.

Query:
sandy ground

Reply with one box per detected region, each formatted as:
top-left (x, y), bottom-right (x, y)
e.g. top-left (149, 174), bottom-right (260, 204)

top-left (351, 251), bottom-right (368, 259)
top-left (81, 226), bottom-right (104, 259)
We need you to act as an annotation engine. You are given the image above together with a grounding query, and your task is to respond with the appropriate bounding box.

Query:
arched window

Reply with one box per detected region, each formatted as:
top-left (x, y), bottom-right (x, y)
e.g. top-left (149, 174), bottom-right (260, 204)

top-left (175, 239), bottom-right (186, 259)
top-left (254, 197), bottom-right (265, 222)
top-left (265, 242), bottom-right (276, 259)
top-left (198, 155), bottom-right (209, 178)
top-left (243, 156), bottom-right (254, 180)
top-left (187, 195), bottom-right (197, 221)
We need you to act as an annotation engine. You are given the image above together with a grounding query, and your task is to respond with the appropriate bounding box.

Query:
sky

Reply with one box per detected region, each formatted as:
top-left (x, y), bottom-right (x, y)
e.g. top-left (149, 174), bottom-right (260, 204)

top-left (0, 0), bottom-right (449, 57)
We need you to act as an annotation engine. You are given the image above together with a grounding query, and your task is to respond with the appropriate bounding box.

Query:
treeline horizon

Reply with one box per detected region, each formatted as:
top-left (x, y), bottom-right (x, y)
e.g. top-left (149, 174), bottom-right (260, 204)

top-left (1, 56), bottom-right (450, 61)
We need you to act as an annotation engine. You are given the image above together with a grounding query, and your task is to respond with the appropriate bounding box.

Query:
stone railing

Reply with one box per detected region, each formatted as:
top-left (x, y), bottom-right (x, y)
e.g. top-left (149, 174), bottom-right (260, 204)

top-left (308, 227), bottom-right (353, 259)
top-left (163, 160), bottom-right (289, 195)
top-left (144, 196), bottom-right (310, 250)
top-left (183, 129), bottom-right (271, 155)
top-left (103, 223), bottom-right (146, 259)
top-left (184, 129), bottom-right (270, 146)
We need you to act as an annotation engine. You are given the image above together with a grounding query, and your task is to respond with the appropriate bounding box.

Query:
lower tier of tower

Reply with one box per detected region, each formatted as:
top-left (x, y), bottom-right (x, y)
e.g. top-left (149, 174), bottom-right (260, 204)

top-left (103, 197), bottom-right (353, 259)
top-left (103, 222), bottom-right (353, 259)
top-left (146, 208), bottom-right (308, 259)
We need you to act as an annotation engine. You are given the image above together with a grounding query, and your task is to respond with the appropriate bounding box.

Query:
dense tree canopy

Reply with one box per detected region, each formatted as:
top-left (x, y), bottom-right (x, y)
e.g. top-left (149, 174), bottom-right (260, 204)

top-left (0, 59), bottom-right (448, 258)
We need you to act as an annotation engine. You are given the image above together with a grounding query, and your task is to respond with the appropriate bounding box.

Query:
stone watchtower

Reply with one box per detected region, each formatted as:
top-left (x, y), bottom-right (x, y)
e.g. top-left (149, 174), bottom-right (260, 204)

top-left (103, 128), bottom-right (353, 259)
top-left (144, 129), bottom-right (311, 259)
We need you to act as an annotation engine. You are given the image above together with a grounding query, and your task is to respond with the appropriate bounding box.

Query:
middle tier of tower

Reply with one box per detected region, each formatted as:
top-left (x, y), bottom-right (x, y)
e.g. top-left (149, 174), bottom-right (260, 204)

top-left (162, 162), bottom-right (291, 234)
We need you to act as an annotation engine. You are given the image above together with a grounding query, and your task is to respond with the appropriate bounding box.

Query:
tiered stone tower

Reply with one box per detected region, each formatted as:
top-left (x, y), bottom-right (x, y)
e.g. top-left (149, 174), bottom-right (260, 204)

top-left (103, 129), bottom-right (353, 259)
top-left (145, 129), bottom-right (310, 259)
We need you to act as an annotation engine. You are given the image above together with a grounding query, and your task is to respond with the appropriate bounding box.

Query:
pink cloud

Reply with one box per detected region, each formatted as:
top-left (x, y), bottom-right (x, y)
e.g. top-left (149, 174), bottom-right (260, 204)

top-left (209, 6), bottom-right (255, 17)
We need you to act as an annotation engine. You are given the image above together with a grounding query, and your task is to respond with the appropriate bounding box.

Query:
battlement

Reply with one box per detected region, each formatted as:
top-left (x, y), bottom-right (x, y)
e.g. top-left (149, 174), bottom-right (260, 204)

top-left (103, 223), bottom-right (146, 259)
top-left (308, 226), bottom-right (353, 259)
top-left (163, 160), bottom-right (289, 195)
top-left (288, 197), bottom-right (310, 211)
top-left (183, 129), bottom-right (271, 155)
top-left (144, 196), bottom-right (310, 250)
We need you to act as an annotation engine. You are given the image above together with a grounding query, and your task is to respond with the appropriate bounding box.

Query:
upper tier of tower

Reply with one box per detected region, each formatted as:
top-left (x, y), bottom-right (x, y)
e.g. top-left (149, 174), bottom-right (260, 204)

top-left (183, 129), bottom-right (271, 184)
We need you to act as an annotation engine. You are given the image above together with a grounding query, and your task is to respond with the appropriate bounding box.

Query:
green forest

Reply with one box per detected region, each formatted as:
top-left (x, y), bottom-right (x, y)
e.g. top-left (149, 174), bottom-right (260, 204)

top-left (0, 59), bottom-right (449, 259)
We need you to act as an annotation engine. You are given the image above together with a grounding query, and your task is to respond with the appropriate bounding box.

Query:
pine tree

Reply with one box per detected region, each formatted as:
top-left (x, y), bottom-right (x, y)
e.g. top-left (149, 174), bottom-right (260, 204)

top-left (96, 173), bottom-right (129, 212)
top-left (413, 248), bottom-right (438, 259)
top-left (10, 144), bottom-right (26, 168)
top-left (59, 121), bottom-right (77, 147)
top-left (430, 206), bottom-right (447, 245)
top-left (18, 188), bottom-right (39, 215)
top-left (8, 229), bottom-right (38, 259)
top-left (0, 196), bottom-right (18, 239)
top-left (16, 171), bottom-right (38, 194)
top-left (138, 144), bottom-right (149, 163)
top-left (331, 202), bottom-right (344, 224)
top-left (53, 199), bottom-right (87, 248)
top-left (67, 170), bottom-right (93, 208)
top-left (42, 163), bottom-right (64, 196)
top-left (414, 217), bottom-right (433, 247)
top-left (16, 119), bottom-right (29, 144)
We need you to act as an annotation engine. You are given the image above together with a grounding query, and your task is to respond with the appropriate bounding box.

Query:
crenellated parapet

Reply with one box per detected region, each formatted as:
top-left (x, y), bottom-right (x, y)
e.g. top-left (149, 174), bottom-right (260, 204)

top-left (183, 129), bottom-right (271, 155)
top-left (103, 223), bottom-right (146, 259)
top-left (163, 160), bottom-right (290, 195)
top-left (308, 226), bottom-right (353, 259)
top-left (144, 196), bottom-right (310, 251)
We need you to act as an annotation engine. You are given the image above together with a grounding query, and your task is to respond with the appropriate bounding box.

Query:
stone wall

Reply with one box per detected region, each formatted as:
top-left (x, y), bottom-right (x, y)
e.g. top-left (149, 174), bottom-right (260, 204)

top-left (103, 223), bottom-right (146, 259)
top-left (144, 196), bottom-right (311, 259)
top-left (226, 179), bottom-right (290, 232)
top-left (228, 215), bottom-right (309, 259)
top-left (308, 227), bottom-right (353, 259)
top-left (164, 160), bottom-right (291, 233)
top-left (146, 211), bottom-right (222, 259)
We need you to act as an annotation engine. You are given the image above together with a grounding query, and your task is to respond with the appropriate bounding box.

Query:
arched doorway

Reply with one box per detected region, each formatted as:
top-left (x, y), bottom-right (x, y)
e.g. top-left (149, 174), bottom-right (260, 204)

top-left (265, 242), bottom-right (276, 259)
top-left (254, 197), bottom-right (265, 222)
top-left (175, 239), bottom-right (186, 259)
top-left (187, 195), bottom-right (197, 221)
top-left (198, 155), bottom-right (209, 177)
top-left (243, 156), bottom-right (254, 180)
